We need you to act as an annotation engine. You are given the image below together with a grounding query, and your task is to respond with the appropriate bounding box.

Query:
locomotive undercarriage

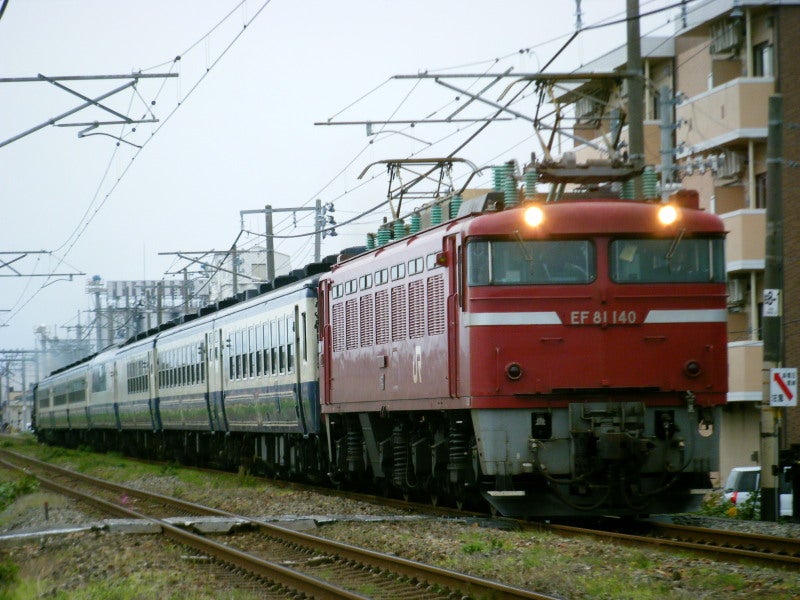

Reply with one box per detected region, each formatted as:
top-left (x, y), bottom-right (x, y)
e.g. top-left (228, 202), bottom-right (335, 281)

top-left (475, 399), bottom-right (719, 517)
top-left (36, 398), bottom-right (717, 518)
top-left (326, 410), bottom-right (482, 507)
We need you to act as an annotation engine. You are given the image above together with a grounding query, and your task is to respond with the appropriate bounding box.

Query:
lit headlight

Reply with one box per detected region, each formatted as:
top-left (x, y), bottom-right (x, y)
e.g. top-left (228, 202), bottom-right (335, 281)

top-left (523, 205), bottom-right (544, 227)
top-left (658, 204), bottom-right (679, 225)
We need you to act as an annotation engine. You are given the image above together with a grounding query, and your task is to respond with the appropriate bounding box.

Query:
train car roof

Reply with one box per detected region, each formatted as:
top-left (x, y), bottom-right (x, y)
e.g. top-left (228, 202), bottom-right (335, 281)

top-left (48, 344), bottom-right (118, 377)
top-left (116, 272), bottom-right (321, 349)
top-left (465, 198), bottom-right (725, 238)
top-left (320, 192), bottom-right (723, 281)
top-left (43, 265), bottom-right (328, 382)
top-left (120, 267), bottom-right (327, 347)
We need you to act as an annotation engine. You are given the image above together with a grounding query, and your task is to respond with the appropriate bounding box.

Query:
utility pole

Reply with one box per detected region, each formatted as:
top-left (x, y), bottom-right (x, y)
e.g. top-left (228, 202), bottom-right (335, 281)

top-left (314, 198), bottom-right (322, 264)
top-left (265, 206), bottom-right (275, 283)
top-left (659, 86), bottom-right (678, 200)
top-left (231, 244), bottom-right (239, 296)
top-left (156, 282), bottom-right (163, 327)
top-left (240, 202), bottom-right (335, 281)
top-left (0, 351), bottom-right (43, 390)
top-left (86, 276), bottom-right (105, 352)
top-left (626, 0), bottom-right (645, 198)
top-left (760, 94), bottom-right (785, 521)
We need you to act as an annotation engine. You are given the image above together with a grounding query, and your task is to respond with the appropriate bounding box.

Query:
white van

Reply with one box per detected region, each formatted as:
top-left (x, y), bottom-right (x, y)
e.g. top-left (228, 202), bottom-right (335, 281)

top-left (723, 466), bottom-right (793, 518)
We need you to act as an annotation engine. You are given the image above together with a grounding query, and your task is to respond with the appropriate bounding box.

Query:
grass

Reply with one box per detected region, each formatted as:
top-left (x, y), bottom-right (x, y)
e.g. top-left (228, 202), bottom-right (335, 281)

top-left (3, 434), bottom-right (799, 599)
top-left (0, 522), bottom-right (267, 600)
top-left (0, 492), bottom-right (70, 531)
top-left (3, 573), bottom-right (267, 599)
top-left (459, 532), bottom-right (509, 554)
top-left (0, 435), bottom-right (270, 495)
top-left (0, 479), bottom-right (38, 513)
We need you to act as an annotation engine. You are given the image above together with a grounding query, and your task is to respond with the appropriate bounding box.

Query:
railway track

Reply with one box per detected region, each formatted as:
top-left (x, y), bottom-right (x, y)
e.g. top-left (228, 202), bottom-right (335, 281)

top-left (543, 520), bottom-right (800, 568)
top-left (9, 444), bottom-right (799, 571)
top-left (250, 469), bottom-right (800, 568)
top-left (0, 448), bottom-right (554, 600)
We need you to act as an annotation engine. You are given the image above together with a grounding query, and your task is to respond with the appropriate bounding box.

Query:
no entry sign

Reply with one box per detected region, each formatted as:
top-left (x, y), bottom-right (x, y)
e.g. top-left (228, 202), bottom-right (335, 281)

top-left (770, 368), bottom-right (798, 407)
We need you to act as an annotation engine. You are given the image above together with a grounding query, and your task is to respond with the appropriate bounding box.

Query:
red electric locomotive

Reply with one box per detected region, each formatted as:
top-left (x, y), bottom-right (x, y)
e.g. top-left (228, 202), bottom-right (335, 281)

top-left (319, 189), bottom-right (727, 517)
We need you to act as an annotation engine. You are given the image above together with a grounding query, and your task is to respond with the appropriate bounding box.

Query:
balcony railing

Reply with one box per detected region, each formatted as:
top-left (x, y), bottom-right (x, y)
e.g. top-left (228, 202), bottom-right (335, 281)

top-left (722, 209), bottom-right (765, 273)
top-left (727, 341), bottom-right (763, 402)
top-left (676, 78), bottom-right (773, 153)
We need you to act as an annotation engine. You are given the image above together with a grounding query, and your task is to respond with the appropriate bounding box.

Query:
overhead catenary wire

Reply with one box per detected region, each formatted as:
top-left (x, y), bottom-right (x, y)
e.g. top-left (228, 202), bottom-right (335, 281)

top-left (2, 0), bottom-right (275, 330)
top-left (5, 1), bottom-right (708, 337)
top-left (304, 2), bottom-right (688, 220)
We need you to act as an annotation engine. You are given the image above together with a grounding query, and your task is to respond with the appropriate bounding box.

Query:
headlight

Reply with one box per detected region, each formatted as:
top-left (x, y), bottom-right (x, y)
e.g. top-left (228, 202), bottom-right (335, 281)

top-left (523, 205), bottom-right (544, 227)
top-left (658, 204), bottom-right (679, 225)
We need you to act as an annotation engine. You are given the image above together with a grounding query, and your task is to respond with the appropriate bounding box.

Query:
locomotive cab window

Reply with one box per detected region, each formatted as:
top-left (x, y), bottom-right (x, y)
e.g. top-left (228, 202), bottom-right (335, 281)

top-left (467, 239), bottom-right (595, 285)
top-left (610, 237), bottom-right (725, 283)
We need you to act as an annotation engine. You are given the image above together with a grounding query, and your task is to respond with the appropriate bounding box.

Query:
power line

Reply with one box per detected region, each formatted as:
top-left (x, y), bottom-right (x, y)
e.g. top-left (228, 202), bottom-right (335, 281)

top-left (2, 0), bottom-right (275, 331)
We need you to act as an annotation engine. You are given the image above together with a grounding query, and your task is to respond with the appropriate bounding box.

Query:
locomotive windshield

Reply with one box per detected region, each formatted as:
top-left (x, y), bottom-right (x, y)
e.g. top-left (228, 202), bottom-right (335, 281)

top-left (467, 239), bottom-right (595, 285)
top-left (610, 237), bottom-right (725, 283)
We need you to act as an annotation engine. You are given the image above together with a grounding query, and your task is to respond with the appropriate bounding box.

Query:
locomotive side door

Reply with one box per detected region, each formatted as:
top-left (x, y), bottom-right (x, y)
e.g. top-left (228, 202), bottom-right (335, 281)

top-left (147, 346), bottom-right (157, 431)
top-left (293, 304), bottom-right (308, 434)
top-left (206, 328), bottom-right (227, 431)
top-left (319, 279), bottom-right (333, 406)
top-left (446, 235), bottom-right (460, 398)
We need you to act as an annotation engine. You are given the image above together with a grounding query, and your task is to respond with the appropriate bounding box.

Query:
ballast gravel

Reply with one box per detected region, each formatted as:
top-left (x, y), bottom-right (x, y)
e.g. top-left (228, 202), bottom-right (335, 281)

top-left (1, 471), bottom-right (799, 599)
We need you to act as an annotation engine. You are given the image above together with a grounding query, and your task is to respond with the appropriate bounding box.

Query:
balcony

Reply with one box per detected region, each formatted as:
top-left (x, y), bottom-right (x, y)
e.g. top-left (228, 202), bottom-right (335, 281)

top-left (676, 78), bottom-right (773, 153)
top-left (727, 341), bottom-right (763, 402)
top-left (721, 209), bottom-right (765, 273)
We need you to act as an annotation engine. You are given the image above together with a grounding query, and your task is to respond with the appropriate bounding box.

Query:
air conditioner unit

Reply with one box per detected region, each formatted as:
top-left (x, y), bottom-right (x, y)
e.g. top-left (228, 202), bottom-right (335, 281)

top-left (727, 278), bottom-right (746, 308)
top-left (711, 21), bottom-right (742, 55)
top-left (716, 151), bottom-right (744, 180)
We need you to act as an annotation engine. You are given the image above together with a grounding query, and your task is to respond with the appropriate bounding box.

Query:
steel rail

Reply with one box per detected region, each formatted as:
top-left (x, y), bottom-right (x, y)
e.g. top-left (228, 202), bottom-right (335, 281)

top-left (0, 449), bottom-right (555, 599)
top-left (547, 522), bottom-right (800, 567)
top-left (0, 454), bottom-right (373, 600)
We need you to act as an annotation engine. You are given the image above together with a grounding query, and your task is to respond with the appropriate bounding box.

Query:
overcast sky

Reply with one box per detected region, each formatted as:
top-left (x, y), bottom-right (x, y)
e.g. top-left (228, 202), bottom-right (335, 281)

top-left (0, 0), bottom-right (683, 356)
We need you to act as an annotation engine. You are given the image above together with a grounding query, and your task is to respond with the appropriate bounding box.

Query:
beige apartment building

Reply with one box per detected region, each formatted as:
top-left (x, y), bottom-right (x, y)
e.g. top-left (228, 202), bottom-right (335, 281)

top-left (563, 0), bottom-right (800, 481)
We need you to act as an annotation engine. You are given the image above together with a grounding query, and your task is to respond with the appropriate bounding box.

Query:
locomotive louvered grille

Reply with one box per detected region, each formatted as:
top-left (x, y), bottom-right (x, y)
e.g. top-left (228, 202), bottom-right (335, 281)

top-left (408, 280), bottom-right (425, 338)
top-left (360, 294), bottom-right (374, 347)
top-left (427, 273), bottom-right (445, 335)
top-left (345, 298), bottom-right (359, 349)
top-left (332, 302), bottom-right (345, 352)
top-left (391, 285), bottom-right (407, 341)
top-left (375, 289), bottom-right (390, 344)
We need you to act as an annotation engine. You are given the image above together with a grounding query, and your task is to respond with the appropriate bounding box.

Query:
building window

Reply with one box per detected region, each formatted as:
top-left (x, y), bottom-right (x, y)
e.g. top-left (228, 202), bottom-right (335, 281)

top-left (753, 42), bottom-right (773, 77)
top-left (755, 173), bottom-right (767, 209)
